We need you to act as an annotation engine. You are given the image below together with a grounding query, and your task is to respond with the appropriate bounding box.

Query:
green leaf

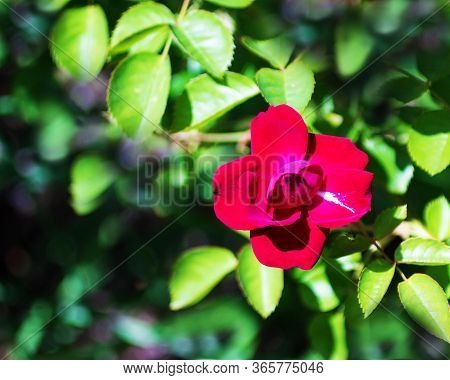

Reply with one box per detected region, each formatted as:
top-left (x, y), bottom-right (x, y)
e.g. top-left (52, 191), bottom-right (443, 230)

top-left (110, 1), bottom-right (174, 55)
top-left (57, 264), bottom-right (101, 308)
top-left (362, 134), bottom-right (414, 195)
top-left (256, 59), bottom-right (315, 112)
top-left (36, 102), bottom-right (77, 161)
top-left (70, 155), bottom-right (116, 215)
top-left (335, 21), bottom-right (374, 77)
top-left (395, 238), bottom-right (450, 266)
top-left (204, 0), bottom-right (255, 8)
top-left (241, 34), bottom-right (294, 69)
top-left (408, 129), bottom-right (450, 175)
top-left (115, 26), bottom-right (170, 56)
top-left (292, 263), bottom-right (340, 312)
top-left (411, 110), bottom-right (450, 135)
top-left (172, 10), bottom-right (234, 78)
top-left (156, 299), bottom-right (259, 359)
top-left (13, 301), bottom-right (52, 359)
top-left (0, 32), bottom-right (6, 67)
top-left (174, 72), bottom-right (259, 131)
top-left (398, 273), bottom-right (450, 343)
top-left (407, 111), bottom-right (450, 176)
top-left (50, 5), bottom-right (109, 81)
top-left (308, 311), bottom-right (348, 359)
top-left (115, 316), bottom-right (158, 347)
top-left (425, 266), bottom-right (450, 300)
top-left (417, 48), bottom-right (450, 81)
top-left (169, 246), bottom-right (237, 310)
top-left (373, 205), bottom-right (407, 240)
top-left (108, 53), bottom-right (171, 137)
top-left (324, 231), bottom-right (371, 259)
top-left (358, 258), bottom-right (395, 318)
top-left (383, 77), bottom-right (427, 103)
top-left (430, 75), bottom-right (450, 107)
top-left (424, 196), bottom-right (450, 241)
top-left (237, 245), bottom-right (283, 318)
top-left (37, 0), bottom-right (71, 12)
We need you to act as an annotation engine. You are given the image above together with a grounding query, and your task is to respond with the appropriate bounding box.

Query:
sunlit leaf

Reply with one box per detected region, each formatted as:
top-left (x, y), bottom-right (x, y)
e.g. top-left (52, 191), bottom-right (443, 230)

top-left (237, 245), bottom-right (283, 318)
top-left (169, 246), bottom-right (237, 310)
top-left (205, 0), bottom-right (255, 8)
top-left (241, 34), bottom-right (294, 69)
top-left (395, 238), bottom-right (450, 266)
top-left (407, 110), bottom-right (450, 176)
top-left (50, 5), bottom-right (108, 81)
top-left (110, 1), bottom-right (174, 55)
top-left (358, 258), bottom-right (395, 318)
top-left (108, 52), bottom-right (171, 137)
top-left (174, 72), bottom-right (259, 131)
top-left (424, 196), bottom-right (450, 241)
top-left (363, 135), bottom-right (414, 194)
top-left (373, 205), bottom-right (407, 240)
top-left (398, 273), bottom-right (450, 343)
top-left (292, 262), bottom-right (340, 312)
top-left (256, 59), bottom-right (315, 112)
top-left (425, 266), bottom-right (450, 300)
top-left (70, 155), bottom-right (116, 215)
top-left (308, 311), bottom-right (348, 359)
top-left (172, 10), bottom-right (234, 78)
top-left (335, 21), bottom-right (374, 77)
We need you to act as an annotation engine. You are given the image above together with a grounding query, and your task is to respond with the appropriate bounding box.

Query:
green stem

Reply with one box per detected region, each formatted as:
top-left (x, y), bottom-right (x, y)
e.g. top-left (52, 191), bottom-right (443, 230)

top-left (161, 34), bottom-right (173, 60)
top-left (396, 267), bottom-right (408, 281)
top-left (373, 239), bottom-right (408, 281)
top-left (161, 0), bottom-right (191, 60)
top-left (172, 130), bottom-right (250, 143)
top-left (177, 0), bottom-right (191, 22)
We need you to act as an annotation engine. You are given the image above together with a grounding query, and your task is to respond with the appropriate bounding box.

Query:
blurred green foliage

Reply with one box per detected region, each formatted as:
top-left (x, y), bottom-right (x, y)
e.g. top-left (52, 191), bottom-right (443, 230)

top-left (0, 0), bottom-right (449, 360)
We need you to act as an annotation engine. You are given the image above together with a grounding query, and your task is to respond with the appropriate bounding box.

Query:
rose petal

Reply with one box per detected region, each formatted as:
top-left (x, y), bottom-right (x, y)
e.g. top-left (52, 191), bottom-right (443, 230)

top-left (213, 156), bottom-right (301, 230)
top-left (251, 105), bottom-right (308, 162)
top-left (307, 134), bottom-right (369, 170)
top-left (309, 168), bottom-right (373, 229)
top-left (250, 216), bottom-right (328, 270)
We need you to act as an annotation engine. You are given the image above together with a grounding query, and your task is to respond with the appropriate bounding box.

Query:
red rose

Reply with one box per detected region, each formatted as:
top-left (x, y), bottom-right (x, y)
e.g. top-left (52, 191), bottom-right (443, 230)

top-left (213, 105), bottom-right (373, 270)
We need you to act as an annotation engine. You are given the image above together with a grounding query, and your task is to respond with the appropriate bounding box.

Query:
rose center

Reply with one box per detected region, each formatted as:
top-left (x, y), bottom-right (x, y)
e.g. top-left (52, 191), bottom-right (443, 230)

top-left (267, 164), bottom-right (323, 209)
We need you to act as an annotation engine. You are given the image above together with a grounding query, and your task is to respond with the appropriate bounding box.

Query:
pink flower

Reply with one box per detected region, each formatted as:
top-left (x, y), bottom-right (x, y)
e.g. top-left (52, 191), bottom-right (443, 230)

top-left (213, 105), bottom-right (373, 270)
